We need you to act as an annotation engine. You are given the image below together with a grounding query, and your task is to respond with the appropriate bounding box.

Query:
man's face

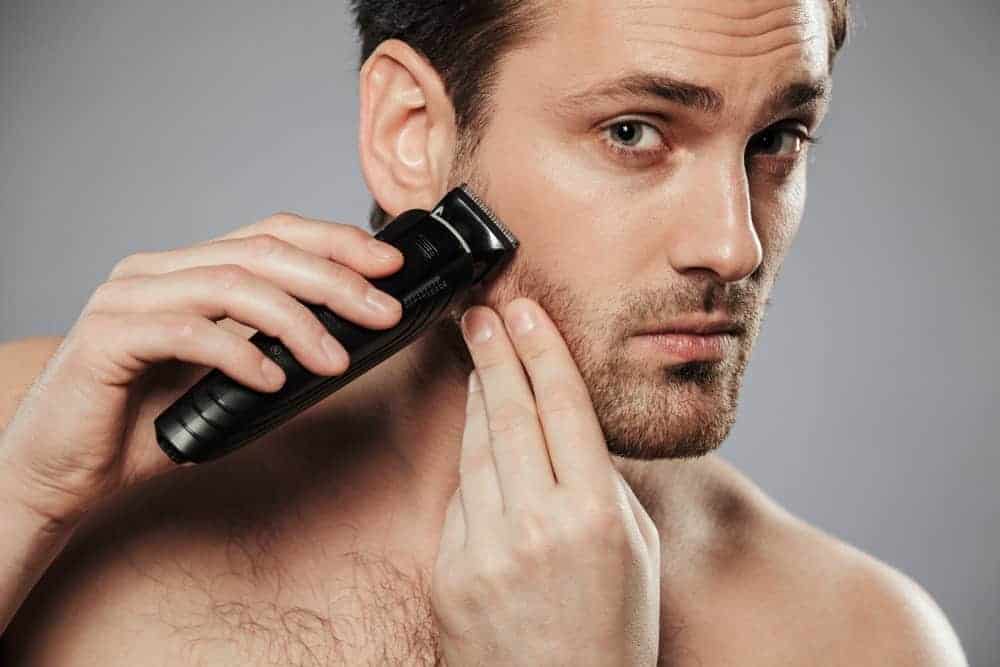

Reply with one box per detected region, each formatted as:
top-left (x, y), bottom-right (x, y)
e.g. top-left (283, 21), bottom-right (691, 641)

top-left (443, 0), bottom-right (833, 460)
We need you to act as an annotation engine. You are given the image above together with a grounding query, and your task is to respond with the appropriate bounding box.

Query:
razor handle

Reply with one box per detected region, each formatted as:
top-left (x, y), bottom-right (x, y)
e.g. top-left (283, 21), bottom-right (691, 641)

top-left (155, 208), bottom-right (476, 464)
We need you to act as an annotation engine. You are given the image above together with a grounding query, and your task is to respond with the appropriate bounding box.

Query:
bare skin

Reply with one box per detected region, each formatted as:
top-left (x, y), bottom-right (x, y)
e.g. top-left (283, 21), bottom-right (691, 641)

top-left (0, 0), bottom-right (968, 664)
top-left (0, 333), bottom-right (965, 665)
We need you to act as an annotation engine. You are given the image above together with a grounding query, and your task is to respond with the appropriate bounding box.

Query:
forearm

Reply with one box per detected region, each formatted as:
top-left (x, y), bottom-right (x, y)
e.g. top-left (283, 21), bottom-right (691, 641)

top-left (0, 450), bottom-right (80, 637)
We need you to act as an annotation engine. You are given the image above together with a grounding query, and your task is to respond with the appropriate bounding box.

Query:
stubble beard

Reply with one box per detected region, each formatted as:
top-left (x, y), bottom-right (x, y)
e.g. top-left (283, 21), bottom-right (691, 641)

top-left (426, 170), bottom-right (767, 461)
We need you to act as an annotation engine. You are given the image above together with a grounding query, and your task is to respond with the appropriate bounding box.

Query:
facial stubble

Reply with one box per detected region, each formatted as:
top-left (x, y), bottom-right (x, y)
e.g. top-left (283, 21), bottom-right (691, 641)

top-left (423, 175), bottom-right (764, 462)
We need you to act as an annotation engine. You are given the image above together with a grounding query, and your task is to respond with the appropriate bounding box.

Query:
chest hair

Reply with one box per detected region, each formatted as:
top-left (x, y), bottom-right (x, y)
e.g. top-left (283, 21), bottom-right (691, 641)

top-left (147, 549), bottom-right (446, 666)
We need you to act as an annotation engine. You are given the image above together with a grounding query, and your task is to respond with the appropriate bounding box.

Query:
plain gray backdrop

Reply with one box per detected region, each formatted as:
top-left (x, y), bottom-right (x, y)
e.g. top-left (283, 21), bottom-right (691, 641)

top-left (1, 1), bottom-right (997, 664)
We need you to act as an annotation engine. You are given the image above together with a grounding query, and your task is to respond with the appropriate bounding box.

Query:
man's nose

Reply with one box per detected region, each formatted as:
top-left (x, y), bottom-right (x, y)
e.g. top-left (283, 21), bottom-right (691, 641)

top-left (666, 158), bottom-right (763, 284)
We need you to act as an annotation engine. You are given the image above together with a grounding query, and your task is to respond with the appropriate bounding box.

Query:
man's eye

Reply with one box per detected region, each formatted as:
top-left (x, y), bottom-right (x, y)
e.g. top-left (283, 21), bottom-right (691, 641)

top-left (749, 128), bottom-right (811, 157)
top-left (605, 120), bottom-right (663, 151)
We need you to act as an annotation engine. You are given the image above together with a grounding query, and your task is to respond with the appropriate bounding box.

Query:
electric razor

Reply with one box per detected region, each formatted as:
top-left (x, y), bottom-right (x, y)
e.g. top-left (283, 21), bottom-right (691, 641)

top-left (154, 185), bottom-right (519, 464)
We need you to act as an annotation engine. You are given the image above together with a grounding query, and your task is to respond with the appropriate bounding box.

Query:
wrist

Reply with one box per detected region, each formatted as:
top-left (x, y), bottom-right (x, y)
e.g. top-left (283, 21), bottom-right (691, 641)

top-left (0, 447), bottom-right (89, 535)
top-left (0, 445), bottom-right (85, 638)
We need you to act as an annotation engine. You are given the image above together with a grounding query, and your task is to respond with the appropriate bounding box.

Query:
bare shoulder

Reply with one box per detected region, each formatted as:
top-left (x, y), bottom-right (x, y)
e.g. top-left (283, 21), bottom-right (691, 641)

top-left (0, 335), bottom-right (65, 430)
top-left (677, 455), bottom-right (970, 666)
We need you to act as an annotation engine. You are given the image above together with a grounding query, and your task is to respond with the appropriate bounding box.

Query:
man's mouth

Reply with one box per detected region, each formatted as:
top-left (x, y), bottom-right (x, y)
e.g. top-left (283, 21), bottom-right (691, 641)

top-left (631, 331), bottom-right (736, 363)
top-left (635, 313), bottom-right (742, 337)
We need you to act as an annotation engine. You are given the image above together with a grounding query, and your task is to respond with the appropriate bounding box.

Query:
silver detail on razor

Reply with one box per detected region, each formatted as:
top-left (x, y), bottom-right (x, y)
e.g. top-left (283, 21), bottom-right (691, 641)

top-left (459, 183), bottom-right (520, 250)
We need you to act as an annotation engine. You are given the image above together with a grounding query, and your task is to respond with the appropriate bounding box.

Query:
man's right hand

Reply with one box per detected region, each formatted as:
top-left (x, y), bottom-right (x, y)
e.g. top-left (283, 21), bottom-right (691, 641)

top-left (0, 212), bottom-right (405, 528)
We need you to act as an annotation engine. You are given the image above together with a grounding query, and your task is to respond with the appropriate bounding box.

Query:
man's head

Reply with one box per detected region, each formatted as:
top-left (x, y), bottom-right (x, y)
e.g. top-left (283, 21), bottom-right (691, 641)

top-left (351, 0), bottom-right (849, 460)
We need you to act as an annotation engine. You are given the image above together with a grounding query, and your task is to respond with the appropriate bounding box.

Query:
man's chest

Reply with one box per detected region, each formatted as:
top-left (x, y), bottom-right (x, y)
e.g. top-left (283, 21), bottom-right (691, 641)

top-left (4, 455), bottom-right (827, 666)
top-left (5, 540), bottom-right (447, 666)
top-left (7, 570), bottom-right (803, 667)
top-left (4, 545), bottom-right (783, 667)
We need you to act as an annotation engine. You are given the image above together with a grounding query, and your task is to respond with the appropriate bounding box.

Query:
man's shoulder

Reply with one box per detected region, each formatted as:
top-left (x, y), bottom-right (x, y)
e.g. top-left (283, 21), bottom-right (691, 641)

top-left (0, 335), bottom-right (64, 430)
top-left (645, 455), bottom-right (969, 666)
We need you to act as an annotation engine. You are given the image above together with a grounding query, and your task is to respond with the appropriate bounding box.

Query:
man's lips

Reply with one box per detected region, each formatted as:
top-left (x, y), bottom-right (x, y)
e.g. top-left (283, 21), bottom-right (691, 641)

top-left (635, 314), bottom-right (742, 337)
top-left (631, 315), bottom-right (742, 363)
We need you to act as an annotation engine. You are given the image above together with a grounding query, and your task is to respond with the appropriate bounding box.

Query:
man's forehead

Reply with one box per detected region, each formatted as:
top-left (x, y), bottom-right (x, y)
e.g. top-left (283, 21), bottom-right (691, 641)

top-left (519, 0), bottom-right (831, 109)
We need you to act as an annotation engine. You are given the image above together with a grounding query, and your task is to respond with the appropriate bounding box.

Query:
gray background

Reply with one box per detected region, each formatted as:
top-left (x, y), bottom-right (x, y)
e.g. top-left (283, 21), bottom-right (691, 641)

top-left (1, 1), bottom-right (997, 663)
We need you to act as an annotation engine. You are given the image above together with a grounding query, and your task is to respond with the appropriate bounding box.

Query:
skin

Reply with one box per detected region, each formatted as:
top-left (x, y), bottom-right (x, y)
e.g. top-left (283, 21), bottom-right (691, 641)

top-left (0, 0), bottom-right (968, 664)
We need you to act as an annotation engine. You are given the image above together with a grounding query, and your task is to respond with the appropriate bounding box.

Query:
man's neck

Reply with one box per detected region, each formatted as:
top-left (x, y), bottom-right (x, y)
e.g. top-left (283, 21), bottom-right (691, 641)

top-left (239, 324), bottom-right (469, 564)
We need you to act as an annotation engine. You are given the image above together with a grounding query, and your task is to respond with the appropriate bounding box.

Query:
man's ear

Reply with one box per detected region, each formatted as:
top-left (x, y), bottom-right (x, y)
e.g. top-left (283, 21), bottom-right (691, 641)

top-left (358, 39), bottom-right (457, 218)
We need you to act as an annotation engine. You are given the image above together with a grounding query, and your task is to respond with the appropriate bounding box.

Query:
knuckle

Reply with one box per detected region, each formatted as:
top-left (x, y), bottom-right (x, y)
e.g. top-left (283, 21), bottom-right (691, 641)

top-left (470, 554), bottom-right (517, 592)
top-left (85, 281), bottom-right (120, 312)
top-left (328, 264), bottom-right (367, 300)
top-left (509, 509), bottom-right (553, 558)
top-left (570, 502), bottom-right (624, 544)
top-left (211, 264), bottom-right (251, 291)
top-left (260, 211), bottom-right (302, 230)
top-left (168, 314), bottom-right (199, 340)
top-left (517, 340), bottom-right (554, 365)
top-left (323, 260), bottom-right (350, 284)
top-left (246, 233), bottom-right (284, 258)
top-left (107, 253), bottom-right (141, 280)
top-left (472, 355), bottom-right (506, 374)
top-left (148, 311), bottom-right (187, 335)
top-left (436, 557), bottom-right (505, 610)
top-left (486, 400), bottom-right (538, 436)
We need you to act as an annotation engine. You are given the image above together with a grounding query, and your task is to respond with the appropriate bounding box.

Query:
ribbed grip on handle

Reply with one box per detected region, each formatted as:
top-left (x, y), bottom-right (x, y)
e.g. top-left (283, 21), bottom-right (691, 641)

top-left (155, 285), bottom-right (457, 463)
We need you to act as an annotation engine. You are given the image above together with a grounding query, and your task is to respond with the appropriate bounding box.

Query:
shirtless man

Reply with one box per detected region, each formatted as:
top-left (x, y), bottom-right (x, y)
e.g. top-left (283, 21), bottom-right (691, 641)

top-left (0, 0), bottom-right (969, 664)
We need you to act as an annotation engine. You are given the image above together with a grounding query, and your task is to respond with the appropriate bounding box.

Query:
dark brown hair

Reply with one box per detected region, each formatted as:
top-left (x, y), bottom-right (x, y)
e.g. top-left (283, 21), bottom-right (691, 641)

top-left (351, 1), bottom-right (852, 232)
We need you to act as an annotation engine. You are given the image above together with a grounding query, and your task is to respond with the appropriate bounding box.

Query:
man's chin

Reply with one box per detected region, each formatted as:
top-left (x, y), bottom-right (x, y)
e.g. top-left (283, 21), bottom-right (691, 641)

top-left (589, 365), bottom-right (741, 461)
top-left (603, 411), bottom-right (736, 460)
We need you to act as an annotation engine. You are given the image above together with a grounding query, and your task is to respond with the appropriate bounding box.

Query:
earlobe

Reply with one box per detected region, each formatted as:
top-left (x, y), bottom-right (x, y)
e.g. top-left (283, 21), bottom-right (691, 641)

top-left (358, 40), bottom-right (457, 218)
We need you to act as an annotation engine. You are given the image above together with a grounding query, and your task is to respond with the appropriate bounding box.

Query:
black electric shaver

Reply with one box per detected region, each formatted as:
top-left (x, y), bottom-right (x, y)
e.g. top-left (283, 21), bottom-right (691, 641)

top-left (155, 185), bottom-right (518, 464)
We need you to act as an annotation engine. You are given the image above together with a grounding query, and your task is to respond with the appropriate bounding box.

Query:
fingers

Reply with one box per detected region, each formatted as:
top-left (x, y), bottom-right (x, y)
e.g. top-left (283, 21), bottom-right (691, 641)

top-left (95, 214), bottom-right (408, 389)
top-left (497, 298), bottom-right (615, 493)
top-left (207, 212), bottom-right (404, 278)
top-left (460, 306), bottom-right (556, 509)
top-left (74, 310), bottom-right (286, 392)
top-left (107, 234), bottom-right (403, 331)
top-left (85, 266), bottom-right (351, 377)
top-left (458, 370), bottom-right (505, 530)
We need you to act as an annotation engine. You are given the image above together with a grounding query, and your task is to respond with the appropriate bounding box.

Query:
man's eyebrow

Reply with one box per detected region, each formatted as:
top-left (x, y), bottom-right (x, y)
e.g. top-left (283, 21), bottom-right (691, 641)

top-left (557, 73), bottom-right (725, 114)
top-left (776, 79), bottom-right (832, 116)
top-left (554, 72), bottom-right (832, 118)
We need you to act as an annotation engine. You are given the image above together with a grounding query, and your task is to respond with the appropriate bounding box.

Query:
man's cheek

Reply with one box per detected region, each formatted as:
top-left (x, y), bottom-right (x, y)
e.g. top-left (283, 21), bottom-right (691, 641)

top-left (479, 126), bottom-right (604, 243)
top-left (752, 189), bottom-right (806, 270)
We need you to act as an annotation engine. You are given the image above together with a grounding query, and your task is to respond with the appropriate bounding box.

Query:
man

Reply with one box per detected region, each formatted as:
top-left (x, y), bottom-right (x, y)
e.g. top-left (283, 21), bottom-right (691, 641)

top-left (0, 0), bottom-right (969, 664)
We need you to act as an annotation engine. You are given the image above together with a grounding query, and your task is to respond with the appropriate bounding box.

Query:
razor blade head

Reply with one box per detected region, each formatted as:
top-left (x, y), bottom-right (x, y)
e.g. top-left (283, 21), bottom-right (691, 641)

top-left (457, 184), bottom-right (519, 250)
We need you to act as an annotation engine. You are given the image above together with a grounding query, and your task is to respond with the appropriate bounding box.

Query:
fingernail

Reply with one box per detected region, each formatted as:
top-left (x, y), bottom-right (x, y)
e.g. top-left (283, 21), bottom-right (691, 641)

top-left (261, 358), bottom-right (285, 386)
top-left (461, 308), bottom-right (494, 344)
top-left (368, 239), bottom-right (402, 261)
top-left (321, 333), bottom-right (347, 367)
top-left (468, 370), bottom-right (482, 393)
top-left (366, 287), bottom-right (400, 315)
top-left (507, 303), bottom-right (536, 336)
